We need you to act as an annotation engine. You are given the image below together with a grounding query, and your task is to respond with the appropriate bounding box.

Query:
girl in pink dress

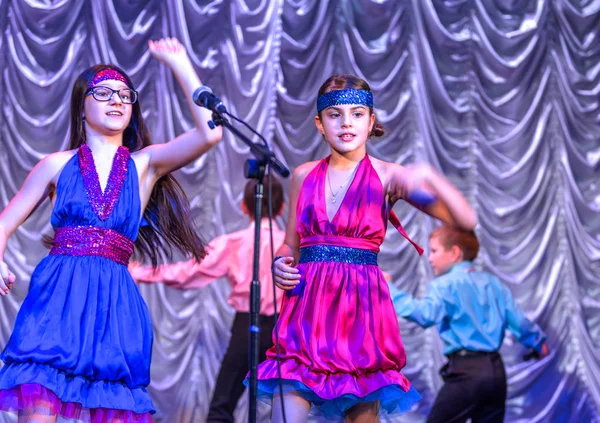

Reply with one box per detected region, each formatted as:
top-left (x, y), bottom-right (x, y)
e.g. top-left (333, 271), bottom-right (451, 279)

top-left (260, 74), bottom-right (478, 422)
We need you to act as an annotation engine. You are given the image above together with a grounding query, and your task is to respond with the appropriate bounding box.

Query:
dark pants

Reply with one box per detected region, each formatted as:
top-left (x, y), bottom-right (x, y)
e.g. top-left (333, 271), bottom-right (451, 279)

top-left (206, 312), bottom-right (276, 423)
top-left (427, 351), bottom-right (507, 423)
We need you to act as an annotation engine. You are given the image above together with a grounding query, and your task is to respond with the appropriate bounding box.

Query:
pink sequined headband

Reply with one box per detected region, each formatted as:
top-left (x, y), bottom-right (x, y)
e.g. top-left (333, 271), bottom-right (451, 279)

top-left (88, 69), bottom-right (130, 90)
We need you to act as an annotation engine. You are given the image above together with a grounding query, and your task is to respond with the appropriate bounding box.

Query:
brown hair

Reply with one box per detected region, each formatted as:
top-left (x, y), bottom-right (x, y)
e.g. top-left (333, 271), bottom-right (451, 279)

top-left (430, 225), bottom-right (479, 261)
top-left (317, 74), bottom-right (385, 137)
top-left (243, 176), bottom-right (284, 219)
top-left (66, 64), bottom-right (206, 267)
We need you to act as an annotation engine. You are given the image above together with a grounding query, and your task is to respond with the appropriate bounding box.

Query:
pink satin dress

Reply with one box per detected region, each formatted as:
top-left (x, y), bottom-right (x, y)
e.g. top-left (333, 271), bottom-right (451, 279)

top-left (253, 154), bottom-right (421, 418)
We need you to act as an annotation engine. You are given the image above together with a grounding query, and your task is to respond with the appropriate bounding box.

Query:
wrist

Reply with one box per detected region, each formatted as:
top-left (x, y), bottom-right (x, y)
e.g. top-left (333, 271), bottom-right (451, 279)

top-left (169, 58), bottom-right (196, 80)
top-left (169, 52), bottom-right (193, 68)
top-left (272, 255), bottom-right (284, 271)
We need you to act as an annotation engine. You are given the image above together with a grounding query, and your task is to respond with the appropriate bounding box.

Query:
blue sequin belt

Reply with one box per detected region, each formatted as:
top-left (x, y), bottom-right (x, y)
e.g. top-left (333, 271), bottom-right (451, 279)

top-left (49, 226), bottom-right (134, 266)
top-left (298, 245), bottom-right (378, 265)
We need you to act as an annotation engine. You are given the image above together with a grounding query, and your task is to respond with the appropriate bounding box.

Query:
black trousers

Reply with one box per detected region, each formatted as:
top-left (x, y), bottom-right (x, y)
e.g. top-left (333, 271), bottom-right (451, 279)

top-left (206, 312), bottom-right (276, 423)
top-left (427, 351), bottom-right (507, 423)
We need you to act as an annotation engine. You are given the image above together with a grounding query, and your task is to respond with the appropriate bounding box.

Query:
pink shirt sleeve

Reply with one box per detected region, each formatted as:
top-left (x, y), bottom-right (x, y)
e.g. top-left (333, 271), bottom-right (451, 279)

top-left (129, 234), bottom-right (233, 289)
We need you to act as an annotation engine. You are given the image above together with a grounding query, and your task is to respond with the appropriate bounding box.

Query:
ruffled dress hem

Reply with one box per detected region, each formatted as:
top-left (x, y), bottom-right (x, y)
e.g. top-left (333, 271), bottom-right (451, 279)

top-left (246, 358), bottom-right (420, 418)
top-left (0, 361), bottom-right (154, 422)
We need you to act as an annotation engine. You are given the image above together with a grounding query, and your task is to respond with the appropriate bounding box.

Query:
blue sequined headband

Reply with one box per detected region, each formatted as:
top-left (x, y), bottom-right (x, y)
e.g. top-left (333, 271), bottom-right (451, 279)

top-left (316, 88), bottom-right (374, 113)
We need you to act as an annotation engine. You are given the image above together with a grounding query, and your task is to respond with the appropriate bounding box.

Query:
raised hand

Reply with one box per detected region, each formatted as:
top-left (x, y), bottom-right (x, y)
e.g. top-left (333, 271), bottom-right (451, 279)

top-left (148, 38), bottom-right (191, 69)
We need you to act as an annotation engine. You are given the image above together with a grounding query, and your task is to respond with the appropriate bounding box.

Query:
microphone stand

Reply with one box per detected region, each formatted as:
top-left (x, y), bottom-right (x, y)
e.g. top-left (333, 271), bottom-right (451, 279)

top-left (208, 110), bottom-right (289, 423)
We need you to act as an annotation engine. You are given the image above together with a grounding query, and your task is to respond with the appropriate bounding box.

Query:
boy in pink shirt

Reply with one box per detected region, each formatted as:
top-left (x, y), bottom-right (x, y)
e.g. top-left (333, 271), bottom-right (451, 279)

top-left (130, 177), bottom-right (285, 422)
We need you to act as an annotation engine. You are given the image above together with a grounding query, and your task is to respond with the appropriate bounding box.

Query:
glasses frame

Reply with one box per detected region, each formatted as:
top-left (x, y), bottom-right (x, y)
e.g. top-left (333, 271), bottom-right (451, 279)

top-left (85, 86), bottom-right (139, 104)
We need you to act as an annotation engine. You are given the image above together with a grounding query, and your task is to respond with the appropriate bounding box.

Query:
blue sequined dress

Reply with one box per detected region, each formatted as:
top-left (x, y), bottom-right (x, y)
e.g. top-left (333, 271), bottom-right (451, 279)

top-left (0, 145), bottom-right (154, 422)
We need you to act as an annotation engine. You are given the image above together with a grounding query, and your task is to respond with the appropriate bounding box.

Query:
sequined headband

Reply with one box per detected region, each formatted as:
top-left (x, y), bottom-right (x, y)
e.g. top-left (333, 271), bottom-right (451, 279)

top-left (316, 88), bottom-right (374, 113)
top-left (88, 69), bottom-right (129, 89)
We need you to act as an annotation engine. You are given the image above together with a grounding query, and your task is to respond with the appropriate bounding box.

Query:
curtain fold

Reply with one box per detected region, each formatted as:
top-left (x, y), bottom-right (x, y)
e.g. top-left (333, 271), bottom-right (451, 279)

top-left (0, 0), bottom-right (598, 421)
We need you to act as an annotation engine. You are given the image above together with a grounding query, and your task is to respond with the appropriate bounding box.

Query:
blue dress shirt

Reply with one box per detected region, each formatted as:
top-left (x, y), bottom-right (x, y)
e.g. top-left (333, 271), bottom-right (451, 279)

top-left (389, 261), bottom-right (546, 355)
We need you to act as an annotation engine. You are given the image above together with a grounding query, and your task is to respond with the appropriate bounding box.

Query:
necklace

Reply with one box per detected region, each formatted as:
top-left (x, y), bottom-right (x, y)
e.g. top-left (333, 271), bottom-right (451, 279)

top-left (327, 162), bottom-right (360, 203)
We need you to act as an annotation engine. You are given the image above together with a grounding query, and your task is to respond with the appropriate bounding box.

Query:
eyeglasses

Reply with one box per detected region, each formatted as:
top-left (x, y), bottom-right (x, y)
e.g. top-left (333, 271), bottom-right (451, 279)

top-left (86, 86), bottom-right (138, 104)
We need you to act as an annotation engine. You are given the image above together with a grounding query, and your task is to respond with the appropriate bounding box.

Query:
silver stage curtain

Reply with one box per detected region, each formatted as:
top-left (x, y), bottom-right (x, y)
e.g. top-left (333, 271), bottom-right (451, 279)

top-left (0, 0), bottom-right (598, 422)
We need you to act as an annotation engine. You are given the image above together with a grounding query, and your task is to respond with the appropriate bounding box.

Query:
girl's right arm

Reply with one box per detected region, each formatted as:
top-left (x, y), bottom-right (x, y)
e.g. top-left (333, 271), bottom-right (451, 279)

top-left (272, 162), bottom-right (315, 291)
top-left (0, 152), bottom-right (71, 295)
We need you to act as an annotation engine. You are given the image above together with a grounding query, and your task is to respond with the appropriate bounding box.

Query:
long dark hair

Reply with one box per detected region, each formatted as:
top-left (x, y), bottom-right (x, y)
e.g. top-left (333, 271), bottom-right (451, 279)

top-left (68, 64), bottom-right (206, 266)
top-left (317, 74), bottom-right (385, 137)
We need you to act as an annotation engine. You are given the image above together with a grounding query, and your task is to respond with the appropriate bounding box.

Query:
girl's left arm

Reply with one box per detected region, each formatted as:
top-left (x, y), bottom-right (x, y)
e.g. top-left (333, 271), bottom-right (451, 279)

top-left (139, 38), bottom-right (223, 179)
top-left (387, 162), bottom-right (477, 230)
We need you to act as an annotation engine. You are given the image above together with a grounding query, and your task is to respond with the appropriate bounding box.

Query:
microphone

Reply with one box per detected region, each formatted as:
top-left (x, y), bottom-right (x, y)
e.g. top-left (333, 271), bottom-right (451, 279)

top-left (193, 86), bottom-right (227, 114)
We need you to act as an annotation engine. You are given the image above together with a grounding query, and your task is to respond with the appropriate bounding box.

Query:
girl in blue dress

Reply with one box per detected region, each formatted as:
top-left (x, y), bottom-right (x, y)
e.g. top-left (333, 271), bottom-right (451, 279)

top-left (0, 38), bottom-right (221, 422)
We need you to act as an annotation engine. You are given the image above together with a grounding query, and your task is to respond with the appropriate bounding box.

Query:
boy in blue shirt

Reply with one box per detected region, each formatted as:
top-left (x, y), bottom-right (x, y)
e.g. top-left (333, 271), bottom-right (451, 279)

top-left (389, 225), bottom-right (549, 422)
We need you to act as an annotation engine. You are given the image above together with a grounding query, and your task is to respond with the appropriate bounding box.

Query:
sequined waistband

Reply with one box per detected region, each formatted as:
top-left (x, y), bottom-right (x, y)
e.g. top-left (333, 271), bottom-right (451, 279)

top-left (49, 226), bottom-right (134, 266)
top-left (298, 245), bottom-right (378, 265)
